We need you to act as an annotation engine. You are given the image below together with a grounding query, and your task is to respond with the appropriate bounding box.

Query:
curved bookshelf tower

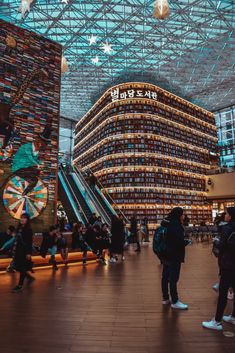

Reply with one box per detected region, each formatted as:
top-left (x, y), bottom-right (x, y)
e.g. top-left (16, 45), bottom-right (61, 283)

top-left (73, 82), bottom-right (218, 226)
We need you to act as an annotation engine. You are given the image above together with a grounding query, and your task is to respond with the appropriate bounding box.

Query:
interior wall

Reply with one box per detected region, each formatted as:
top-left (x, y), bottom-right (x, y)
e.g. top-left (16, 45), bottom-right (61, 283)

top-left (206, 171), bottom-right (235, 199)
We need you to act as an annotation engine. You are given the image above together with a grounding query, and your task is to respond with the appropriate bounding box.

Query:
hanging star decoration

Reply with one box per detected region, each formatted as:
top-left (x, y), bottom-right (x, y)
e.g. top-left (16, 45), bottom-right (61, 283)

top-left (102, 42), bottom-right (112, 54)
top-left (61, 56), bottom-right (69, 73)
top-left (89, 35), bottom-right (97, 45)
top-left (61, 0), bottom-right (69, 4)
top-left (153, 0), bottom-right (170, 20)
top-left (91, 56), bottom-right (99, 64)
top-left (20, 0), bottom-right (34, 19)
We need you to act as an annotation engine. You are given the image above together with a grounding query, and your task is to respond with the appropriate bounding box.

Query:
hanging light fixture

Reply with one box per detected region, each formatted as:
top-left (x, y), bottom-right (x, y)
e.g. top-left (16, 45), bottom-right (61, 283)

top-left (153, 0), bottom-right (170, 20)
top-left (61, 56), bottom-right (69, 74)
top-left (20, 0), bottom-right (34, 19)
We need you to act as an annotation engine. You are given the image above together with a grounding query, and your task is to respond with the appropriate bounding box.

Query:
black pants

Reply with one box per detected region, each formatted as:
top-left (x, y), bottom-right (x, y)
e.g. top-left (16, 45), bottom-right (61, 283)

top-left (18, 272), bottom-right (32, 286)
top-left (215, 270), bottom-right (235, 322)
top-left (162, 262), bottom-right (181, 304)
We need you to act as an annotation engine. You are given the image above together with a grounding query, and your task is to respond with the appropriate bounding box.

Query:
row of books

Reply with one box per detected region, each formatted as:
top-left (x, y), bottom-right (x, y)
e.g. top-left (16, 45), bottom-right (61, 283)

top-left (77, 84), bottom-right (214, 134)
top-left (76, 101), bottom-right (217, 138)
top-left (75, 139), bottom-right (209, 165)
top-left (75, 118), bottom-right (217, 152)
top-left (119, 209), bottom-right (212, 224)
top-left (89, 157), bottom-right (208, 175)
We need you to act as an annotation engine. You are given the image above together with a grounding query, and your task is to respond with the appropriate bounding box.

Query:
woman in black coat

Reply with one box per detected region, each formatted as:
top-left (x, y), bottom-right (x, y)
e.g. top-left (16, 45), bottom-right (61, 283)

top-left (161, 207), bottom-right (191, 310)
top-left (12, 213), bottom-right (34, 293)
top-left (202, 207), bottom-right (235, 331)
top-left (109, 215), bottom-right (125, 262)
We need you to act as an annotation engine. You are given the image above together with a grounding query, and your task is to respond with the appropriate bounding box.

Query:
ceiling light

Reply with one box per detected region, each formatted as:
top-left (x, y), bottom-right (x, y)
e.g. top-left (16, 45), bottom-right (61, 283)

top-left (102, 42), bottom-right (112, 54)
top-left (153, 0), bottom-right (170, 20)
top-left (61, 56), bottom-right (69, 73)
top-left (89, 35), bottom-right (97, 45)
top-left (20, 0), bottom-right (34, 19)
top-left (91, 56), bottom-right (99, 64)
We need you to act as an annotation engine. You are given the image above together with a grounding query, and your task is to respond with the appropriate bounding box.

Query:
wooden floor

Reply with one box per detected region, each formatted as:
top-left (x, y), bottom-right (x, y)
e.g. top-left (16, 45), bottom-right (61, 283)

top-left (0, 242), bottom-right (235, 353)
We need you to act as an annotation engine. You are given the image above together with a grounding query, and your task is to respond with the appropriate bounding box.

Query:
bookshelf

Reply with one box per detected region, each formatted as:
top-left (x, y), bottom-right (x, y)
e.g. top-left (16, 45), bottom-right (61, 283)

top-left (73, 82), bottom-right (219, 225)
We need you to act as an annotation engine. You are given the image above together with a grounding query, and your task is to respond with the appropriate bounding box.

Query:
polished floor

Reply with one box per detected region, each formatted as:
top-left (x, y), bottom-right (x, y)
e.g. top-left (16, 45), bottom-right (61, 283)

top-left (0, 242), bottom-right (234, 353)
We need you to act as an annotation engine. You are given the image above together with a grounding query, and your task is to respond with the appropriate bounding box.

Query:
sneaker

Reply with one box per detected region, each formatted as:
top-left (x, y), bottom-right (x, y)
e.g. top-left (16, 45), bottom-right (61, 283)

top-left (171, 301), bottom-right (188, 310)
top-left (202, 318), bottom-right (223, 331)
top-left (121, 256), bottom-right (125, 261)
top-left (227, 291), bottom-right (234, 300)
top-left (109, 258), bottom-right (116, 263)
top-left (162, 299), bottom-right (171, 305)
top-left (6, 266), bottom-right (15, 273)
top-left (12, 285), bottom-right (23, 293)
top-left (223, 315), bottom-right (235, 325)
top-left (212, 283), bottom-right (219, 292)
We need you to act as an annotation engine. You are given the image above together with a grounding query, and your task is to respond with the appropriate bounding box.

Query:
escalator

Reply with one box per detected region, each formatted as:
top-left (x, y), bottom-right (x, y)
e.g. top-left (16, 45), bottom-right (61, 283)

top-left (66, 172), bottom-right (93, 223)
top-left (59, 164), bottom-right (128, 226)
top-left (58, 170), bottom-right (85, 224)
top-left (74, 167), bottom-right (129, 226)
top-left (72, 168), bottom-right (110, 225)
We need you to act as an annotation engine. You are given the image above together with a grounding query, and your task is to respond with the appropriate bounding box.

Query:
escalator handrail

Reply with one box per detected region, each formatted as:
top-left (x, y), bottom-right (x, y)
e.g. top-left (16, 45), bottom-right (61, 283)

top-left (81, 166), bottom-right (129, 224)
top-left (58, 171), bottom-right (84, 223)
top-left (73, 167), bottom-right (111, 225)
top-left (59, 167), bottom-right (89, 224)
top-left (70, 173), bottom-right (96, 215)
top-left (67, 173), bottom-right (92, 221)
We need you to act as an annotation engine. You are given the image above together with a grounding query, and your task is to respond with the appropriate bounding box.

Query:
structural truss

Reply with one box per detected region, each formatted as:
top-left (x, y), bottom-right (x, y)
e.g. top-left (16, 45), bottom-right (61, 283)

top-left (1, 0), bottom-right (235, 119)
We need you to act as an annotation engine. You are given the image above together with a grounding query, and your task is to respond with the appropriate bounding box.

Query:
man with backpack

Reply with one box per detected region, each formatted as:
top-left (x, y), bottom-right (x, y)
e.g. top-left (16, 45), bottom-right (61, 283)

top-left (153, 207), bottom-right (191, 310)
top-left (202, 207), bottom-right (235, 330)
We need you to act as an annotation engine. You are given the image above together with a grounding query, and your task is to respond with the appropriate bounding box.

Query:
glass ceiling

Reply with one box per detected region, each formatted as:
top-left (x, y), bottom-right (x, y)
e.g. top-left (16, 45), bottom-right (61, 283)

top-left (1, 0), bottom-right (234, 120)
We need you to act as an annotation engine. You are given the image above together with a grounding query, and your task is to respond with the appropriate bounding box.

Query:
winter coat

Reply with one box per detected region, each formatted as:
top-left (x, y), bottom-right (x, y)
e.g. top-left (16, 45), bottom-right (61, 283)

top-left (110, 219), bottom-right (125, 254)
top-left (12, 142), bottom-right (41, 172)
top-left (130, 218), bottom-right (138, 236)
top-left (40, 232), bottom-right (57, 257)
top-left (13, 226), bottom-right (33, 272)
top-left (161, 218), bottom-right (187, 263)
top-left (71, 230), bottom-right (81, 250)
top-left (217, 221), bottom-right (235, 272)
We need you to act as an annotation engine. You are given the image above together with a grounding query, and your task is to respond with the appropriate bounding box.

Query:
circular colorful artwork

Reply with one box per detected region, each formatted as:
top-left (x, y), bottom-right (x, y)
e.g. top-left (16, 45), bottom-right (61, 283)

top-left (3, 176), bottom-right (48, 220)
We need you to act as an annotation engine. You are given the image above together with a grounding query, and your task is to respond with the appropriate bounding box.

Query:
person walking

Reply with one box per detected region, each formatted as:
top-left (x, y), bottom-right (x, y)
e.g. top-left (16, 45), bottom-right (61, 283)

top-left (202, 207), bottom-right (235, 330)
top-left (130, 215), bottom-right (140, 252)
top-left (161, 207), bottom-right (191, 310)
top-left (12, 213), bottom-right (34, 293)
top-left (109, 215), bottom-right (125, 262)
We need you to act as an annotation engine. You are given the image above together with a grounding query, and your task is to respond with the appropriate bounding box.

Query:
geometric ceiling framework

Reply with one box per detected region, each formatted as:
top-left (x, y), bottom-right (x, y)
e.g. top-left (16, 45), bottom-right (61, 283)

top-left (1, 0), bottom-right (235, 120)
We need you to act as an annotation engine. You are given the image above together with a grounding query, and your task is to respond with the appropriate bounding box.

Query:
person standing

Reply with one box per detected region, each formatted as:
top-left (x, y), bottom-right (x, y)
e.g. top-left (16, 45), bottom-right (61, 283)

top-left (161, 207), bottom-right (191, 309)
top-left (202, 207), bottom-right (235, 330)
top-left (130, 214), bottom-right (140, 252)
top-left (12, 213), bottom-right (34, 293)
top-left (109, 215), bottom-right (125, 262)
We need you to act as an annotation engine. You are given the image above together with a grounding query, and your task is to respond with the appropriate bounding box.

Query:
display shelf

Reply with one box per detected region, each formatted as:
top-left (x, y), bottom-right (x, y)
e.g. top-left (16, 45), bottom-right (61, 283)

top-left (73, 82), bottom-right (218, 224)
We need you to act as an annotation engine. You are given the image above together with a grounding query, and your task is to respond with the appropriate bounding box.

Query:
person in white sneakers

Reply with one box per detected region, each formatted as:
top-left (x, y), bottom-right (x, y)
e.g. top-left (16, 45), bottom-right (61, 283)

top-left (161, 207), bottom-right (191, 310)
top-left (202, 207), bottom-right (235, 331)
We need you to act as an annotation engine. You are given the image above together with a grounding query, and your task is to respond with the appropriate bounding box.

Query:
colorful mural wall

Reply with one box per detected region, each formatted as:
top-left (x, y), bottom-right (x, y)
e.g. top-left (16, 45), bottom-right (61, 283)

top-left (0, 20), bottom-right (61, 232)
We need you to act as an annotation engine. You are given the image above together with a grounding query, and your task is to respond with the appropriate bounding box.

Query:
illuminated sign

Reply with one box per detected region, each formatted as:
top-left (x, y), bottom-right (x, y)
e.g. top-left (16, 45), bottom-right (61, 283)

top-left (110, 88), bottom-right (157, 102)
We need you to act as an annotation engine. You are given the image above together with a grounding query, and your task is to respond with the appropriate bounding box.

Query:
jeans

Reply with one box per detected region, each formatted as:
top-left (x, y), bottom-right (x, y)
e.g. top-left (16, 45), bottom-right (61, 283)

top-left (161, 262), bottom-right (181, 304)
top-left (215, 270), bottom-right (235, 322)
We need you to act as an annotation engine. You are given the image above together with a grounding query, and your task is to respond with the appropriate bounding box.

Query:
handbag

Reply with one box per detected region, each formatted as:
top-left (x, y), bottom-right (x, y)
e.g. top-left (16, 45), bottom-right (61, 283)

top-left (212, 232), bottom-right (235, 258)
